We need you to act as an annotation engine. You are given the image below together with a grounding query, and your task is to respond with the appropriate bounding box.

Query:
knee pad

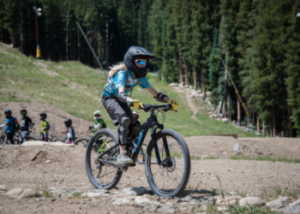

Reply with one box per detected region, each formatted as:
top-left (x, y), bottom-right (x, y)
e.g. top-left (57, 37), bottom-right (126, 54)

top-left (118, 116), bottom-right (130, 145)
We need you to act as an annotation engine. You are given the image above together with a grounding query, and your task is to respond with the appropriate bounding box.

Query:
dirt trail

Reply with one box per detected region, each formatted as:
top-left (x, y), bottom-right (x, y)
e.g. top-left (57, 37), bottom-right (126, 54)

top-left (174, 87), bottom-right (204, 125)
top-left (184, 91), bottom-right (204, 124)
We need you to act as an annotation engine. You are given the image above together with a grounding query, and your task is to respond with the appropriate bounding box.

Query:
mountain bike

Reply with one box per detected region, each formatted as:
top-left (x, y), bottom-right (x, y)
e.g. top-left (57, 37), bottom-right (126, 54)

top-left (85, 103), bottom-right (191, 197)
top-left (14, 130), bottom-right (36, 144)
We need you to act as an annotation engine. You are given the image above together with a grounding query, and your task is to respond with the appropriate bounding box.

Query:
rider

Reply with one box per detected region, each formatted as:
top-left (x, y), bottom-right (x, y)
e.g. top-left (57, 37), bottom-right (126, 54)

top-left (19, 109), bottom-right (34, 142)
top-left (89, 111), bottom-right (106, 152)
top-left (101, 46), bottom-right (178, 164)
top-left (62, 119), bottom-right (75, 144)
top-left (4, 109), bottom-right (18, 144)
top-left (40, 112), bottom-right (50, 142)
top-left (89, 110), bottom-right (106, 135)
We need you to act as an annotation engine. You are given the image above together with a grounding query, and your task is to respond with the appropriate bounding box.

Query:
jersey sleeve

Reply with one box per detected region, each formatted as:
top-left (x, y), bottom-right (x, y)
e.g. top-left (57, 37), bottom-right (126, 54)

top-left (114, 71), bottom-right (127, 88)
top-left (138, 77), bottom-right (151, 89)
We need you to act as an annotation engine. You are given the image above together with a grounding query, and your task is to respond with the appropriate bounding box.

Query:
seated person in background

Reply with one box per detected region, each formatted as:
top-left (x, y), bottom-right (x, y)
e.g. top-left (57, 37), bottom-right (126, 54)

top-left (61, 119), bottom-right (75, 144)
top-left (40, 112), bottom-right (50, 142)
top-left (19, 109), bottom-right (34, 141)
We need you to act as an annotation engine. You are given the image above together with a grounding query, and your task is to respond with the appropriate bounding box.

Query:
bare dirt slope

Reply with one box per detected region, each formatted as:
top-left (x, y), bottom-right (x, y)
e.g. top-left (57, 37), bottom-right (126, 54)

top-left (0, 103), bottom-right (92, 140)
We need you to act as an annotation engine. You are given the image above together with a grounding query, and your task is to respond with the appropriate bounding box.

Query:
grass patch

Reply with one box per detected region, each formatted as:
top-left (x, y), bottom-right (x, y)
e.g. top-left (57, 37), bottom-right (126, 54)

top-left (69, 191), bottom-right (82, 199)
top-left (228, 205), bottom-right (279, 214)
top-left (40, 183), bottom-right (52, 198)
top-left (230, 155), bottom-right (300, 163)
top-left (259, 182), bottom-right (300, 200)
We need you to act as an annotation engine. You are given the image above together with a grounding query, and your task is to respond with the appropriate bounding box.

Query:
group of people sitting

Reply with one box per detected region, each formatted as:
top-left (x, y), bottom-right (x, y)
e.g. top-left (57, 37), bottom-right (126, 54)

top-left (1, 109), bottom-right (125, 144)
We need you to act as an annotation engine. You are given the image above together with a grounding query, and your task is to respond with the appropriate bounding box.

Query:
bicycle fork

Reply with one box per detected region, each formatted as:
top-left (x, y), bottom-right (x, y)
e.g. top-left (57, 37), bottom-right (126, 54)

top-left (151, 128), bottom-right (171, 167)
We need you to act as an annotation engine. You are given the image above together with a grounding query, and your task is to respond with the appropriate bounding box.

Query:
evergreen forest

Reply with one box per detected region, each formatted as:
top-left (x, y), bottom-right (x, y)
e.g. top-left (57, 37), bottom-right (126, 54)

top-left (1, 0), bottom-right (300, 137)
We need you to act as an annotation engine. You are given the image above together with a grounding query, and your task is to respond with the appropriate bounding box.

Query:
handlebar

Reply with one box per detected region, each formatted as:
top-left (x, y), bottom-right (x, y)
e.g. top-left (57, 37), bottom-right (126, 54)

top-left (142, 103), bottom-right (175, 112)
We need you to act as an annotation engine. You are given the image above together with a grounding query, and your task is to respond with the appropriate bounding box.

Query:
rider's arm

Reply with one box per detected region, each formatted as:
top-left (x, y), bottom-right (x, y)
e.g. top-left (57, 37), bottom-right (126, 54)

top-left (118, 87), bottom-right (133, 103)
top-left (93, 123), bottom-right (102, 130)
top-left (147, 87), bottom-right (169, 103)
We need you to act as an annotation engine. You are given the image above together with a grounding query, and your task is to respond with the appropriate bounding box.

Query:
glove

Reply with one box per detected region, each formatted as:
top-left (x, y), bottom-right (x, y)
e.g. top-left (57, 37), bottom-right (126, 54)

top-left (88, 126), bottom-right (93, 130)
top-left (130, 99), bottom-right (144, 109)
top-left (168, 100), bottom-right (179, 111)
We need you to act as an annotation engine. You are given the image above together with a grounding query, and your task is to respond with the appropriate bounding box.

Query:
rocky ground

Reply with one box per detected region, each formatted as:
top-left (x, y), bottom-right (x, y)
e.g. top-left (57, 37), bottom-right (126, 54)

top-left (0, 137), bottom-right (299, 214)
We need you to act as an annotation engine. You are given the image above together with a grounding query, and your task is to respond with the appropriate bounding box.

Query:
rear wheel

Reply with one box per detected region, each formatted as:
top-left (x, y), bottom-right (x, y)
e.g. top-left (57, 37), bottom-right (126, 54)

top-left (22, 136), bottom-right (36, 144)
top-left (145, 129), bottom-right (191, 197)
top-left (0, 133), bottom-right (6, 145)
top-left (85, 129), bottom-right (121, 189)
top-left (75, 138), bottom-right (89, 147)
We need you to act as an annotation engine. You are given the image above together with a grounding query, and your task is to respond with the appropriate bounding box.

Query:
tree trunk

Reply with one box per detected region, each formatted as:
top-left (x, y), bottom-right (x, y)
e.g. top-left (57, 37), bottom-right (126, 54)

top-left (77, 27), bottom-right (80, 61)
top-left (66, 4), bottom-right (70, 61)
top-left (193, 68), bottom-right (197, 90)
top-left (262, 119), bottom-right (265, 137)
top-left (252, 111), bottom-right (255, 130)
top-left (178, 50), bottom-right (183, 83)
top-left (237, 97), bottom-right (241, 126)
top-left (287, 102), bottom-right (293, 137)
top-left (272, 104), bottom-right (276, 137)
top-left (222, 103), bottom-right (226, 118)
top-left (184, 60), bottom-right (188, 86)
top-left (257, 113), bottom-right (260, 134)
top-left (20, 1), bottom-right (23, 54)
top-left (269, 119), bottom-right (272, 137)
top-left (98, 32), bottom-right (102, 61)
top-left (201, 67), bottom-right (206, 96)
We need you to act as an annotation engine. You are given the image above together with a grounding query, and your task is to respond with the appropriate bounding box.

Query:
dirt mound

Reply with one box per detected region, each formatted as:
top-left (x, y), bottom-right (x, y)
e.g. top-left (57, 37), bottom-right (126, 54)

top-left (0, 103), bottom-right (92, 140)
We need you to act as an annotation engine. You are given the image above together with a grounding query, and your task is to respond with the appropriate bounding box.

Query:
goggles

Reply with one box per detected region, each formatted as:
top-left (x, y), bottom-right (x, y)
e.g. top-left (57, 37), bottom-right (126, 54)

top-left (135, 59), bottom-right (147, 66)
top-left (94, 114), bottom-right (100, 117)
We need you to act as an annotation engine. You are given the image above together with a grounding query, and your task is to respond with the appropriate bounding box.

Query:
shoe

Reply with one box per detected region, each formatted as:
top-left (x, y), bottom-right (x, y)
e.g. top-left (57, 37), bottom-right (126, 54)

top-left (117, 152), bottom-right (133, 164)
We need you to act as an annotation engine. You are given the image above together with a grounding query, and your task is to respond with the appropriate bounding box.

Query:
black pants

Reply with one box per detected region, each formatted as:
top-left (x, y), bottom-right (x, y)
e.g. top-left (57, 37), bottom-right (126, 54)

top-left (6, 132), bottom-right (15, 144)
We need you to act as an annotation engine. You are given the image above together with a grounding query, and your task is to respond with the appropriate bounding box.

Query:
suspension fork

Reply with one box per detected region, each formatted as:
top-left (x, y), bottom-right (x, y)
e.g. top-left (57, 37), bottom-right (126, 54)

top-left (151, 128), bottom-right (171, 165)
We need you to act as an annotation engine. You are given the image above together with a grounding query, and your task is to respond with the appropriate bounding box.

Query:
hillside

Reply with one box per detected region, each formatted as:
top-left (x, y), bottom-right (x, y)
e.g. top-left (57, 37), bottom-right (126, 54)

top-left (0, 43), bottom-right (257, 137)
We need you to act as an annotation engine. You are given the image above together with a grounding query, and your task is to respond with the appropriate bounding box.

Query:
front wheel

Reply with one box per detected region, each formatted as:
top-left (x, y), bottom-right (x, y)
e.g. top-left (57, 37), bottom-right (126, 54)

top-left (85, 129), bottom-right (121, 190)
top-left (145, 129), bottom-right (191, 197)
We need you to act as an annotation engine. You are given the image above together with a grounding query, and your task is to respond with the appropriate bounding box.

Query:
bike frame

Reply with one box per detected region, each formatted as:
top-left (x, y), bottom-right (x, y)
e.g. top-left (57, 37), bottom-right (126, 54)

top-left (97, 105), bottom-right (171, 167)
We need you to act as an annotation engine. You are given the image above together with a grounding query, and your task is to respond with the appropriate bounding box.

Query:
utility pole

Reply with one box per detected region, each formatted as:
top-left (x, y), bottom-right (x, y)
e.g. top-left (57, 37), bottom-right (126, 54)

top-left (33, 6), bottom-right (42, 58)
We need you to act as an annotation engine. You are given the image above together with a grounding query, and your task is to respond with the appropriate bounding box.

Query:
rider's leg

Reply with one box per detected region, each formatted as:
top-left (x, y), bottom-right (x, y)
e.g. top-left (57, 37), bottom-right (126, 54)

top-left (102, 96), bottom-right (135, 164)
top-left (118, 115), bottom-right (131, 154)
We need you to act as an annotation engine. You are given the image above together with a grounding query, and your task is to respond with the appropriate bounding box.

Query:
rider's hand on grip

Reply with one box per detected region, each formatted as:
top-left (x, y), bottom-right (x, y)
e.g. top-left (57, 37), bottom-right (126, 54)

top-left (130, 99), bottom-right (144, 109)
top-left (168, 100), bottom-right (179, 111)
